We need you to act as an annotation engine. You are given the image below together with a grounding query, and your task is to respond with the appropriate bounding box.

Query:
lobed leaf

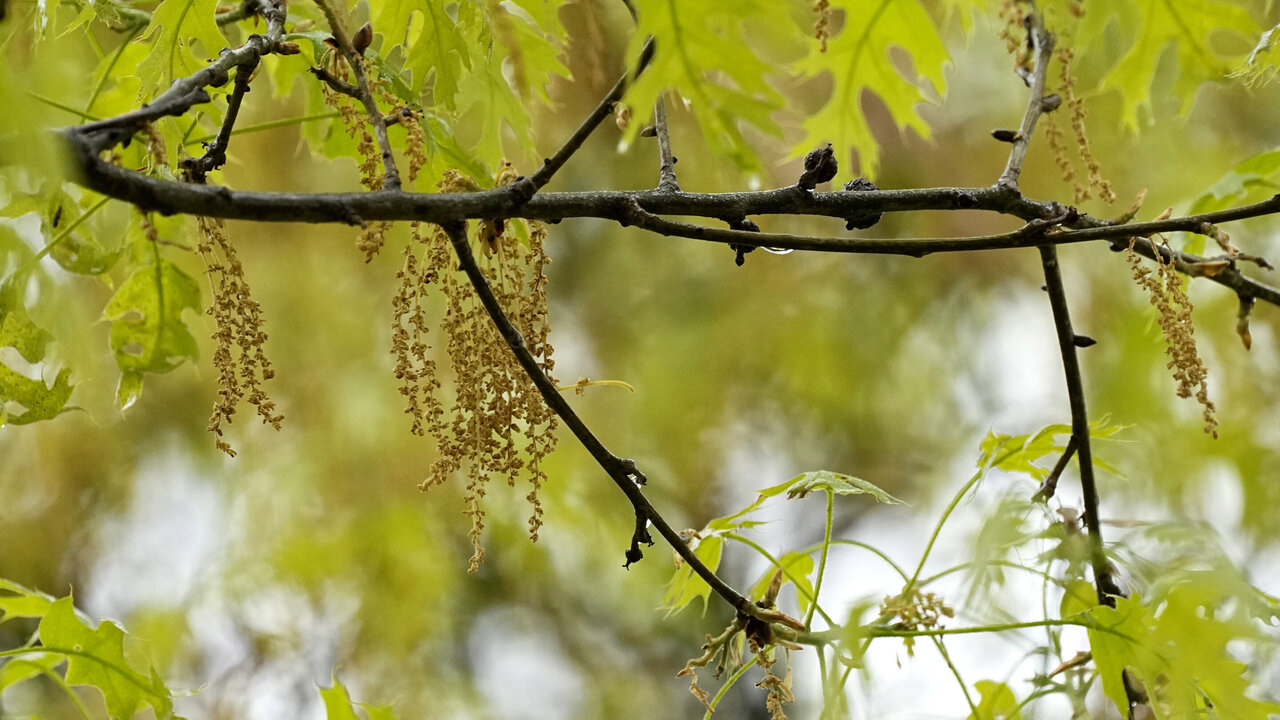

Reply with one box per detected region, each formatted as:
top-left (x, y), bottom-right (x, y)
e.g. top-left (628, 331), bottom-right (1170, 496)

top-left (621, 0), bottom-right (797, 173)
top-left (662, 535), bottom-right (724, 616)
top-left (101, 258), bottom-right (201, 409)
top-left (785, 470), bottom-right (905, 504)
top-left (37, 597), bottom-right (177, 720)
top-left (135, 0), bottom-right (230, 98)
top-left (794, 0), bottom-right (951, 180)
top-left (1087, 1), bottom-right (1261, 131)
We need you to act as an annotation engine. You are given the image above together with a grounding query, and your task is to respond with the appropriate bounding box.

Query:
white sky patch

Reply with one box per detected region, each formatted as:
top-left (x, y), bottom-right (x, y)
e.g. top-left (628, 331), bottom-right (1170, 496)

top-left (84, 445), bottom-right (226, 618)
top-left (468, 607), bottom-right (585, 720)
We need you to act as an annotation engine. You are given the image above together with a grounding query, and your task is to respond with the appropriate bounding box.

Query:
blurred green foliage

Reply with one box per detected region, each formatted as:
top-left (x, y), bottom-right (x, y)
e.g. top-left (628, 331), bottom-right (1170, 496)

top-left (2, 0), bottom-right (1280, 718)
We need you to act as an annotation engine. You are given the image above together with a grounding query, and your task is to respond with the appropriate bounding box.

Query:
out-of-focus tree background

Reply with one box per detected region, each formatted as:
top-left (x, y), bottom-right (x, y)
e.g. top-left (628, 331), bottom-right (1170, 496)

top-left (2, 1), bottom-right (1279, 718)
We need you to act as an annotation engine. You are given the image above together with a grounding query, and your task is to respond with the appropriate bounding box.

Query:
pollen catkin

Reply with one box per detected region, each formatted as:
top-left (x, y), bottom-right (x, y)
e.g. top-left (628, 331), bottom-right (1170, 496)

top-left (197, 216), bottom-right (284, 456)
top-left (408, 168), bottom-right (560, 570)
top-left (812, 0), bottom-right (831, 53)
top-left (1057, 47), bottom-right (1116, 204)
top-left (1126, 238), bottom-right (1218, 437)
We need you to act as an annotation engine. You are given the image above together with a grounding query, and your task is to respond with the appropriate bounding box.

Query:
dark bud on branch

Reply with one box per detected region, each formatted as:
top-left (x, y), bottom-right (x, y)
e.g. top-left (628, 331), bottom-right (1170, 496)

top-left (991, 129), bottom-right (1022, 143)
top-left (1040, 93), bottom-right (1062, 112)
top-left (352, 22), bottom-right (373, 56)
top-left (275, 41), bottom-right (301, 55)
top-left (623, 546), bottom-right (644, 568)
top-left (639, 125), bottom-right (657, 137)
top-left (727, 218), bottom-right (760, 266)
top-left (798, 142), bottom-right (837, 190)
top-left (1073, 335), bottom-right (1097, 348)
top-left (842, 177), bottom-right (882, 230)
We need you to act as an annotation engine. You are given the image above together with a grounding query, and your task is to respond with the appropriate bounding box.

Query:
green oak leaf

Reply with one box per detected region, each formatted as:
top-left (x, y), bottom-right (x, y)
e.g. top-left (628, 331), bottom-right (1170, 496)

top-left (785, 470), bottom-right (905, 505)
top-left (135, 0), bottom-right (230, 97)
top-left (1090, 1), bottom-right (1261, 131)
top-left (968, 680), bottom-right (1021, 720)
top-left (662, 534), bottom-right (724, 616)
top-left (794, 0), bottom-right (951, 179)
top-left (621, 0), bottom-right (797, 173)
top-left (101, 258), bottom-right (201, 409)
top-left (37, 597), bottom-right (176, 720)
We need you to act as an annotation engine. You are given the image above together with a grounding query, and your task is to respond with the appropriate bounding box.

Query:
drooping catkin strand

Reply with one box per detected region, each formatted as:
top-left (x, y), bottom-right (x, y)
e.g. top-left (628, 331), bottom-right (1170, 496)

top-left (1126, 238), bottom-right (1218, 437)
top-left (197, 216), bottom-right (284, 456)
top-left (409, 167), bottom-right (560, 570)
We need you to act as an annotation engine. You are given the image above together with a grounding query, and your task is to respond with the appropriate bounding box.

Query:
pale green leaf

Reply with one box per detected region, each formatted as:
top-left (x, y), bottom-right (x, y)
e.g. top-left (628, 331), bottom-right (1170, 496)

top-left (135, 0), bottom-right (231, 97)
top-left (320, 675), bottom-right (362, 720)
top-left (1091, 1), bottom-right (1261, 131)
top-left (0, 365), bottom-right (76, 426)
top-left (662, 535), bottom-right (724, 616)
top-left (794, 0), bottom-right (951, 179)
top-left (0, 578), bottom-right (55, 620)
top-left (968, 680), bottom-right (1021, 720)
top-left (785, 470), bottom-right (905, 505)
top-left (1088, 588), bottom-right (1280, 720)
top-left (38, 597), bottom-right (175, 720)
top-left (101, 258), bottom-right (201, 409)
top-left (750, 551), bottom-right (816, 616)
top-left (621, 0), bottom-right (797, 173)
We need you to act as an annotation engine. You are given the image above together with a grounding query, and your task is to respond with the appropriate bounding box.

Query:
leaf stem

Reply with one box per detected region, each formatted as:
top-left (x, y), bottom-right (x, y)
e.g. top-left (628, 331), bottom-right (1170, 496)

top-left (804, 491), bottom-right (835, 629)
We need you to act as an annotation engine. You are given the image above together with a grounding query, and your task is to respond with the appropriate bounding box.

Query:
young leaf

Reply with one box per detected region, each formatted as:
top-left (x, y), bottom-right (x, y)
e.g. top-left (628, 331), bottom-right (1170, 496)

top-left (794, 0), bottom-right (951, 179)
top-left (134, 0), bottom-right (230, 98)
top-left (0, 578), bottom-right (55, 620)
top-left (101, 258), bottom-right (201, 409)
top-left (750, 551), bottom-right (816, 616)
top-left (320, 675), bottom-right (363, 720)
top-left (621, 0), bottom-right (796, 172)
top-left (1088, 589), bottom-right (1280, 720)
top-left (663, 535), bottom-right (724, 616)
top-left (1091, 1), bottom-right (1261, 131)
top-left (37, 597), bottom-right (176, 720)
top-left (785, 470), bottom-right (905, 505)
top-left (968, 680), bottom-right (1021, 720)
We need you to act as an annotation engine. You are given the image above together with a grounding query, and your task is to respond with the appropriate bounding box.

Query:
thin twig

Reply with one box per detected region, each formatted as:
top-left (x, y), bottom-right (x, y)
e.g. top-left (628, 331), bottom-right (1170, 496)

top-left (181, 61), bottom-right (258, 182)
top-left (654, 95), bottom-right (679, 192)
top-left (309, 66), bottom-right (359, 98)
top-left (440, 220), bottom-right (759, 620)
top-left (1007, 11), bottom-right (1119, 605)
top-left (511, 38), bottom-right (656, 200)
top-left (338, 48), bottom-right (401, 191)
top-left (996, 13), bottom-right (1055, 191)
top-left (1039, 245), bottom-right (1123, 606)
top-left (69, 0), bottom-right (287, 154)
top-left (1033, 435), bottom-right (1077, 502)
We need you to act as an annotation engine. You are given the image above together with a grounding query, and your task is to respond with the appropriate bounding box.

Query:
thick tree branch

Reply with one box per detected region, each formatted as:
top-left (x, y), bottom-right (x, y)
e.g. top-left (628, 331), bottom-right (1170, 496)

top-left (57, 146), bottom-right (1280, 306)
top-left (440, 220), bottom-right (762, 621)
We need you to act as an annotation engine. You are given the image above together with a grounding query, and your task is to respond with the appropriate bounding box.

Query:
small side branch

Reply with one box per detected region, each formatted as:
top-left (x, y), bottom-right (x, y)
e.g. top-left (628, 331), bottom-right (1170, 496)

top-left (511, 38), bottom-right (656, 201)
top-left (181, 59), bottom-right (258, 182)
top-left (67, 0), bottom-right (287, 154)
top-left (441, 220), bottom-right (759, 619)
top-left (1039, 245), bottom-right (1122, 606)
top-left (654, 95), bottom-right (680, 192)
top-left (997, 12), bottom-right (1055, 191)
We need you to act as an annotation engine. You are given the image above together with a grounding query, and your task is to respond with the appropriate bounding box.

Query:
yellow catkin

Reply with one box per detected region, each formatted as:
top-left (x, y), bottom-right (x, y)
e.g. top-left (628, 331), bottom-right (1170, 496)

top-left (812, 0), bottom-right (831, 53)
top-left (412, 168), bottom-right (560, 569)
top-left (1057, 47), bottom-right (1116, 204)
top-left (196, 216), bottom-right (284, 456)
top-left (1126, 239), bottom-right (1218, 437)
